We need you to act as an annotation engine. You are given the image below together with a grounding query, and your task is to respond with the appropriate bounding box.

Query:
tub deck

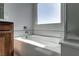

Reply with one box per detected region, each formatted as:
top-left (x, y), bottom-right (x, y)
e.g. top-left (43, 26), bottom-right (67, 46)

top-left (14, 35), bottom-right (61, 56)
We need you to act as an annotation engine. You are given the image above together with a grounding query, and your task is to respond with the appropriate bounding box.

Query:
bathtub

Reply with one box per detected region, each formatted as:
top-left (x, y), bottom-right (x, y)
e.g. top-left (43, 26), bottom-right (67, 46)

top-left (14, 35), bottom-right (61, 56)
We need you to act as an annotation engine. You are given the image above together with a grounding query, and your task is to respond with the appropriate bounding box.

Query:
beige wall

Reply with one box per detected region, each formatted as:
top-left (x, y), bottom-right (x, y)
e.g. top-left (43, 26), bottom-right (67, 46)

top-left (4, 3), bottom-right (33, 37)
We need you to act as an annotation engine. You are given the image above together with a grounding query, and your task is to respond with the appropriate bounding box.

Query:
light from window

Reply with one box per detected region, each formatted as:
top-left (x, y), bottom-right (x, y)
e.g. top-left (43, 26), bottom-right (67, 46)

top-left (37, 3), bottom-right (61, 24)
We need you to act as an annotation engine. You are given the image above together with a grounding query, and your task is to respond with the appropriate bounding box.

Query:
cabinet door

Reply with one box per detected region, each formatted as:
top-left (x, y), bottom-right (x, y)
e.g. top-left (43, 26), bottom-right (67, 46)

top-left (0, 32), bottom-right (11, 56)
top-left (4, 33), bottom-right (11, 55)
top-left (0, 34), bottom-right (4, 56)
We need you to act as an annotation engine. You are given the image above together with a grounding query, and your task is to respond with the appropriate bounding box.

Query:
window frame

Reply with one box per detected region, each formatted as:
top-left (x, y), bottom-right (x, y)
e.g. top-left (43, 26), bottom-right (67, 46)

top-left (37, 3), bottom-right (61, 25)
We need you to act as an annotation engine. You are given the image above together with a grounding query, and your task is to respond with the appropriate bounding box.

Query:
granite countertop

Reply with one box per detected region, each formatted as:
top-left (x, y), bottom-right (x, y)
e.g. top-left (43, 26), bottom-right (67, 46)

top-left (0, 21), bottom-right (13, 24)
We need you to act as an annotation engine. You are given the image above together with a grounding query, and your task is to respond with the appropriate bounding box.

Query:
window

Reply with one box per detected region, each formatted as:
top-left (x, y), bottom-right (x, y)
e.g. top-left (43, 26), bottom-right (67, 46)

top-left (37, 3), bottom-right (61, 24)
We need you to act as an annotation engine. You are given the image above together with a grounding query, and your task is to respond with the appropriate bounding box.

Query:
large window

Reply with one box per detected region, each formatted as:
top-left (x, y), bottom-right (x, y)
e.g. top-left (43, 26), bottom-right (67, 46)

top-left (37, 3), bottom-right (61, 24)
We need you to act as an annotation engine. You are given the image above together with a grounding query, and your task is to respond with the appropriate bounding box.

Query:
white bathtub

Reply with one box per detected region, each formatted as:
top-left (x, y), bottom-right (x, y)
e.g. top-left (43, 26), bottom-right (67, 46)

top-left (14, 35), bottom-right (61, 55)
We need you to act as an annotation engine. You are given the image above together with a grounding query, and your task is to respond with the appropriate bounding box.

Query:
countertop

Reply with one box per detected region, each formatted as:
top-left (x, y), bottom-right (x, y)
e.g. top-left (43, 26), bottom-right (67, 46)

top-left (0, 21), bottom-right (13, 24)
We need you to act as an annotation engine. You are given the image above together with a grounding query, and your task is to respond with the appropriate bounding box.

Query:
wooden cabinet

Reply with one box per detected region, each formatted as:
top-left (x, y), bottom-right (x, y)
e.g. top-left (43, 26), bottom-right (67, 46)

top-left (0, 21), bottom-right (14, 56)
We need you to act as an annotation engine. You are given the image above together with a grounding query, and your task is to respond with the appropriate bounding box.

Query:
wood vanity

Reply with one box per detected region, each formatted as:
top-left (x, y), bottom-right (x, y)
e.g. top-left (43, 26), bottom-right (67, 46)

top-left (0, 21), bottom-right (14, 56)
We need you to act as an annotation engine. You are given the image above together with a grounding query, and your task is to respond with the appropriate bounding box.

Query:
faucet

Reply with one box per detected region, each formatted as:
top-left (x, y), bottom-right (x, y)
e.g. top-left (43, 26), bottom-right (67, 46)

top-left (23, 26), bottom-right (28, 38)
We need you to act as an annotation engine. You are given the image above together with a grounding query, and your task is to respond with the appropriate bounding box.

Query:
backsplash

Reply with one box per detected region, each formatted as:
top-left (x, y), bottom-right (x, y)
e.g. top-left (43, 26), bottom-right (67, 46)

top-left (14, 30), bottom-right (33, 37)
